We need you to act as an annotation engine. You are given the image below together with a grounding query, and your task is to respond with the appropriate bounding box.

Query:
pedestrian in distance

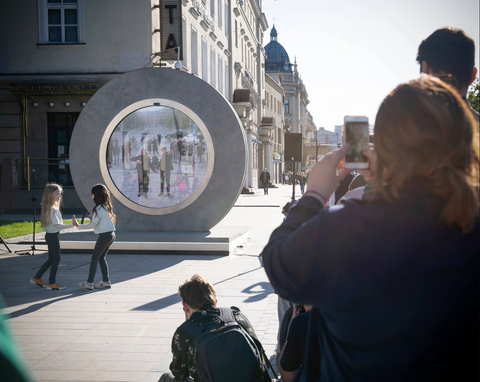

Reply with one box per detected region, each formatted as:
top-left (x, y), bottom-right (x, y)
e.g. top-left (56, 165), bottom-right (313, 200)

top-left (299, 172), bottom-right (307, 195)
top-left (262, 76), bottom-right (480, 381)
top-left (158, 147), bottom-right (173, 198)
top-left (74, 184), bottom-right (116, 291)
top-left (260, 167), bottom-right (271, 195)
top-left (131, 149), bottom-right (155, 197)
top-left (30, 183), bottom-right (76, 291)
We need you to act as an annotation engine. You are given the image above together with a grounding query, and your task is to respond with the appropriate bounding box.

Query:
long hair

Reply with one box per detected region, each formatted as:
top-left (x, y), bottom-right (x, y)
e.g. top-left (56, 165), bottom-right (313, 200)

top-left (373, 75), bottom-right (479, 233)
top-left (91, 184), bottom-right (116, 225)
top-left (40, 183), bottom-right (63, 227)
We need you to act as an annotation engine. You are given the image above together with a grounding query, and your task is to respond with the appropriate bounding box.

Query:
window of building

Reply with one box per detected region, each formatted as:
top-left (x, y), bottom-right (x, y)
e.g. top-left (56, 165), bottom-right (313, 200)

top-left (182, 16), bottom-right (187, 68)
top-left (191, 27), bottom-right (199, 76)
top-left (225, 1), bottom-right (229, 37)
top-left (202, 38), bottom-right (208, 81)
top-left (217, 0), bottom-right (222, 27)
top-left (235, 20), bottom-right (238, 46)
top-left (210, 48), bottom-right (216, 88)
top-left (241, 38), bottom-right (244, 62)
top-left (210, 0), bottom-right (215, 17)
top-left (225, 61), bottom-right (230, 100)
top-left (285, 99), bottom-right (290, 114)
top-left (218, 55), bottom-right (223, 95)
top-left (38, 0), bottom-right (84, 44)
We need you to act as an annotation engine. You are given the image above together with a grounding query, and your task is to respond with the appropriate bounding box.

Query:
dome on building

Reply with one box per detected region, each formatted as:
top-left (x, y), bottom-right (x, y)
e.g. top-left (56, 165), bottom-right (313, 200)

top-left (264, 26), bottom-right (292, 73)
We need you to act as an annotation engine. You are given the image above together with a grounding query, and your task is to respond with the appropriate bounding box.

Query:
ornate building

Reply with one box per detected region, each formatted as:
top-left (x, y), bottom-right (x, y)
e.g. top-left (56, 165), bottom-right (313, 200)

top-left (0, 0), bottom-right (279, 212)
top-left (264, 26), bottom-right (310, 171)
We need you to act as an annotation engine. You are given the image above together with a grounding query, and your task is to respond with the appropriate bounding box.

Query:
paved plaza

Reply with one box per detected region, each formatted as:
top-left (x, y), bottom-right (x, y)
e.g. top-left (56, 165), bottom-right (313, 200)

top-left (0, 184), bottom-right (299, 382)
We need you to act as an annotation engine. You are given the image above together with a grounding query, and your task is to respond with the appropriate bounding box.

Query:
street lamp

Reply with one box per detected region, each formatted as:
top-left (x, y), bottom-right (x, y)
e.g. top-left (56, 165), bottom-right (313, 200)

top-left (148, 46), bottom-right (182, 69)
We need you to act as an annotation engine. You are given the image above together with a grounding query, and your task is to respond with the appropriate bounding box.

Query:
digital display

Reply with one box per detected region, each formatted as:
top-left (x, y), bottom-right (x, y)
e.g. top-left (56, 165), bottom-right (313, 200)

top-left (345, 122), bottom-right (369, 163)
top-left (106, 106), bottom-right (209, 208)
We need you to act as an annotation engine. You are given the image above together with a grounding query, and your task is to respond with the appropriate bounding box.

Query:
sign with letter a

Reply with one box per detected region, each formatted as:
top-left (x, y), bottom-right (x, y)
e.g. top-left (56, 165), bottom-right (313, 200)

top-left (160, 0), bottom-right (183, 61)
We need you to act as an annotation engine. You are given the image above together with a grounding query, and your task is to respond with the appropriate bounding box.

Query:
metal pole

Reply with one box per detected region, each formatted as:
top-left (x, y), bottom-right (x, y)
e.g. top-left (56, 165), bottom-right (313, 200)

top-left (31, 168), bottom-right (37, 253)
top-left (291, 157), bottom-right (295, 201)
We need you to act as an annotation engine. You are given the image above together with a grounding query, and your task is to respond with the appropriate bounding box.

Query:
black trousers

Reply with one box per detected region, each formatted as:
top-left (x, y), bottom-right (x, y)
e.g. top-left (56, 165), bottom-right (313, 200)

top-left (35, 232), bottom-right (61, 284)
top-left (87, 232), bottom-right (115, 283)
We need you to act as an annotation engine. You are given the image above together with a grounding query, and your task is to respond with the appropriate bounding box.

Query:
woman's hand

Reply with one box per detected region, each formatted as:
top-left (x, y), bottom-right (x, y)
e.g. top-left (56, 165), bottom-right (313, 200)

top-left (358, 144), bottom-right (376, 182)
top-left (306, 144), bottom-right (351, 199)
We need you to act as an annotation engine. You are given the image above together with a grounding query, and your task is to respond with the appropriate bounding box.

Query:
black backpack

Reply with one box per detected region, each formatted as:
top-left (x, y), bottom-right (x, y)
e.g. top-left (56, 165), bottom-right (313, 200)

top-left (180, 307), bottom-right (275, 382)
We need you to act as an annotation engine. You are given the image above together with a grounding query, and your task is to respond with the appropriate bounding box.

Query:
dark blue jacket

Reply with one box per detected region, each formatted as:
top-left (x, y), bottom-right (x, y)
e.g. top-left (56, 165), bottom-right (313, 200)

top-left (262, 186), bottom-right (479, 381)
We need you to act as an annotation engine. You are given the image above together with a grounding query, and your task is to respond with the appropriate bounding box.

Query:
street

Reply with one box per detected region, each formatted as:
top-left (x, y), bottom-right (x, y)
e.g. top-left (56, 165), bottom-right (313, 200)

top-left (0, 184), bottom-right (299, 382)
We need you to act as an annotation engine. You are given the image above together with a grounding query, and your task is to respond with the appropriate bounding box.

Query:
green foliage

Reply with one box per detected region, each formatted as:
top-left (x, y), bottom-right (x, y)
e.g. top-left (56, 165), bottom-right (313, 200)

top-left (467, 77), bottom-right (480, 113)
top-left (0, 219), bottom-right (74, 240)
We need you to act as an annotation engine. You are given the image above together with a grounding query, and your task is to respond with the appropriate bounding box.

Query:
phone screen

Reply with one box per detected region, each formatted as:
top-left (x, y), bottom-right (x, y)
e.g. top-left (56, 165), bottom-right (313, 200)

top-left (345, 122), bottom-right (369, 163)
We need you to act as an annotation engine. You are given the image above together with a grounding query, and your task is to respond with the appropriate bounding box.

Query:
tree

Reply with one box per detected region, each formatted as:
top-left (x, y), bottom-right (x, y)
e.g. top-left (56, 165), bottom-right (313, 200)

top-left (467, 77), bottom-right (479, 113)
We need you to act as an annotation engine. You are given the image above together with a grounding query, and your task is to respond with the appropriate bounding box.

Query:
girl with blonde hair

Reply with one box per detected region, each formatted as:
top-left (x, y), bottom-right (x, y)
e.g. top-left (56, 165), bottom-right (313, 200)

top-left (30, 183), bottom-right (76, 290)
top-left (75, 184), bottom-right (116, 291)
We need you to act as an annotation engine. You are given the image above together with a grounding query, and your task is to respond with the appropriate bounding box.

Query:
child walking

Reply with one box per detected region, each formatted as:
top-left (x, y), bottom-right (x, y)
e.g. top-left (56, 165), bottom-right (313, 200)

top-left (75, 184), bottom-right (116, 291)
top-left (30, 183), bottom-right (75, 291)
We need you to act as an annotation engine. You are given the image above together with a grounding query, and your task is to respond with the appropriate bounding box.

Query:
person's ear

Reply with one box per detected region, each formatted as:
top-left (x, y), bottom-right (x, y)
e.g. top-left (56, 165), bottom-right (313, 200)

top-left (470, 67), bottom-right (477, 85)
top-left (421, 61), bottom-right (432, 74)
top-left (182, 301), bottom-right (190, 314)
top-left (214, 299), bottom-right (217, 306)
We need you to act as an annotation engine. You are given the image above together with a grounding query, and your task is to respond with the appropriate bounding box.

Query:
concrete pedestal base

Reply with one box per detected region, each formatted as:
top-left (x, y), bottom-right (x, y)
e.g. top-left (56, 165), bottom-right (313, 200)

top-left (59, 226), bottom-right (249, 255)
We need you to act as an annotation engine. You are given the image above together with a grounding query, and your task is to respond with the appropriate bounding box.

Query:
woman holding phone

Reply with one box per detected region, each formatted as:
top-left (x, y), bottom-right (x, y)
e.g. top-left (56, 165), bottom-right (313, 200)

top-left (262, 76), bottom-right (479, 381)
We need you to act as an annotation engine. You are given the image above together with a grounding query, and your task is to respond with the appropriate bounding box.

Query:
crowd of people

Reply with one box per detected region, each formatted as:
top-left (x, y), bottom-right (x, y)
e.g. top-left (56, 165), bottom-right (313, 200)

top-left (15, 26), bottom-right (479, 382)
top-left (264, 27), bottom-right (479, 382)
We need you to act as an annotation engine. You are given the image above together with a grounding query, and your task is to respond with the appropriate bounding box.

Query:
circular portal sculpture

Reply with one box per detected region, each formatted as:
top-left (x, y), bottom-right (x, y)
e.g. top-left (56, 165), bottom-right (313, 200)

top-left (70, 68), bottom-right (247, 232)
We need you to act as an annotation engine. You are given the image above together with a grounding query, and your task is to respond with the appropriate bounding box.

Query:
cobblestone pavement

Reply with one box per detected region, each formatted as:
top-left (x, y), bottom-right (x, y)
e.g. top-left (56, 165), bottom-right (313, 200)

top-left (0, 184), bottom-right (302, 381)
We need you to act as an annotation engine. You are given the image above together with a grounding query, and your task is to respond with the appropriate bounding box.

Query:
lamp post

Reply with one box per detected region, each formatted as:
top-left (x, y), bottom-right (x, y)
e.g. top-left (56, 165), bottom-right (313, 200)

top-left (152, 46), bottom-right (182, 69)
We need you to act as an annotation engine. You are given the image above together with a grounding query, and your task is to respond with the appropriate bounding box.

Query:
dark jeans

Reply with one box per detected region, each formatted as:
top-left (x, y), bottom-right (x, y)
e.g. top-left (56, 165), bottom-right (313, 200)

top-left (263, 182), bottom-right (269, 194)
top-left (161, 170), bottom-right (171, 193)
top-left (87, 232), bottom-right (115, 283)
top-left (35, 232), bottom-right (60, 284)
top-left (139, 171), bottom-right (150, 192)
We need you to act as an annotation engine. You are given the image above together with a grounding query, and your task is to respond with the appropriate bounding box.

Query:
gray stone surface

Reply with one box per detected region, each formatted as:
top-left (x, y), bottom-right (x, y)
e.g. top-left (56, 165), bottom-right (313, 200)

top-left (70, 68), bottom-right (247, 232)
top-left (1, 184), bottom-right (303, 381)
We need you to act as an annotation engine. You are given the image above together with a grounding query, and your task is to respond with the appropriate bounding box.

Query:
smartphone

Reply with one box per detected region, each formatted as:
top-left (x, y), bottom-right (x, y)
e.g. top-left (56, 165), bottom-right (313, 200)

top-left (343, 116), bottom-right (369, 169)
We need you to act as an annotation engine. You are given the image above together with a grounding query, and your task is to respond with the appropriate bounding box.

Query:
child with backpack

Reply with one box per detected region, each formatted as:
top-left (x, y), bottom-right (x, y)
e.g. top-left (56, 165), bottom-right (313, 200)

top-left (160, 274), bottom-right (274, 382)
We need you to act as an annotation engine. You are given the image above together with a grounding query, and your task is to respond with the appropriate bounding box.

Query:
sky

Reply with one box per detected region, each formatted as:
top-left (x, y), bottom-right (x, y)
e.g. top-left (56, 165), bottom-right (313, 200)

top-left (261, 0), bottom-right (480, 131)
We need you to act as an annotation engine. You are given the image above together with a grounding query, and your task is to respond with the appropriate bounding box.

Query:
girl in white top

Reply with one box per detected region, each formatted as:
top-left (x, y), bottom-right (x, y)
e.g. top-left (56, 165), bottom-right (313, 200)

top-left (31, 183), bottom-right (75, 290)
top-left (74, 184), bottom-right (116, 291)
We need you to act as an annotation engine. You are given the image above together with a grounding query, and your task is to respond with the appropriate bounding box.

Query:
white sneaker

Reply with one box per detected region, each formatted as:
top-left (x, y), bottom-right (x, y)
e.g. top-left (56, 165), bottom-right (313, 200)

top-left (94, 281), bottom-right (112, 289)
top-left (78, 281), bottom-right (93, 291)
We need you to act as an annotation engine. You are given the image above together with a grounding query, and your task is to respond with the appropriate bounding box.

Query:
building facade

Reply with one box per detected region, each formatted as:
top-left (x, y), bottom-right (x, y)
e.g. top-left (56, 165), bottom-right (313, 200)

top-left (0, 0), bottom-right (282, 212)
top-left (264, 26), bottom-right (310, 173)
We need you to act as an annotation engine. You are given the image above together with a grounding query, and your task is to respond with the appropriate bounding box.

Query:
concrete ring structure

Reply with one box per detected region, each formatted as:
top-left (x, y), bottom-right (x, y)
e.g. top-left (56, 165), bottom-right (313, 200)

top-left (70, 68), bottom-right (247, 232)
